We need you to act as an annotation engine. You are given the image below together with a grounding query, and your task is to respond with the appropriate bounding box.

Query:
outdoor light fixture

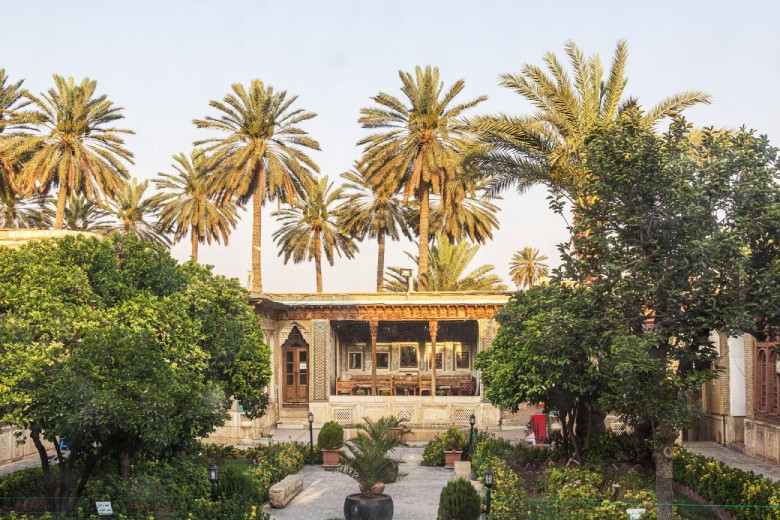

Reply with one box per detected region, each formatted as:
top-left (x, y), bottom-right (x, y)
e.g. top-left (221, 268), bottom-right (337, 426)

top-left (208, 464), bottom-right (218, 502)
top-left (484, 467), bottom-right (494, 517)
top-left (467, 413), bottom-right (476, 462)
top-left (308, 412), bottom-right (314, 465)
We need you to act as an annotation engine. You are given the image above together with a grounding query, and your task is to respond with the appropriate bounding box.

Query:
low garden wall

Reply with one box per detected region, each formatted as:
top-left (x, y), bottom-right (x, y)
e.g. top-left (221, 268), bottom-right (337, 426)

top-left (0, 428), bottom-right (40, 466)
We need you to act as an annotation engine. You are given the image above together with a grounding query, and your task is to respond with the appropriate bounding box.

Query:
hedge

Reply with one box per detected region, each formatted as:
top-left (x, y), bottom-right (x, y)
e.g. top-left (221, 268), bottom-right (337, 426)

top-left (674, 446), bottom-right (780, 520)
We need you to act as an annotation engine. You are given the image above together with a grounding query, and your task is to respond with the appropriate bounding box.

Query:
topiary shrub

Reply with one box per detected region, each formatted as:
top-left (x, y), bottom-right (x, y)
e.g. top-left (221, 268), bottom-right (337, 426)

top-left (437, 478), bottom-right (481, 520)
top-left (318, 421), bottom-right (344, 450)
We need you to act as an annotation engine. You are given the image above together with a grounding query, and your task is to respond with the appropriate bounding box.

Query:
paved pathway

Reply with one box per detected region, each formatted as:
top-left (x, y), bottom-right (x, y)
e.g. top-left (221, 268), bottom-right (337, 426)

top-left (264, 447), bottom-right (454, 520)
top-left (0, 455), bottom-right (42, 476)
top-left (683, 441), bottom-right (780, 481)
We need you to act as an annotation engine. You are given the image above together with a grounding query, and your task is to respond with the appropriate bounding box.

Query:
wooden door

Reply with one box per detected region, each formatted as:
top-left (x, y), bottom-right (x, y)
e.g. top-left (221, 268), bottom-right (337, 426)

top-left (283, 347), bottom-right (309, 404)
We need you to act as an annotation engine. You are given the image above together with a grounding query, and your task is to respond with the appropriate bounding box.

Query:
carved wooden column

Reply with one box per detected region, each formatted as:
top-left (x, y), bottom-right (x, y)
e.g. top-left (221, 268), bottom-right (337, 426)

top-left (369, 320), bottom-right (379, 395)
top-left (430, 320), bottom-right (439, 396)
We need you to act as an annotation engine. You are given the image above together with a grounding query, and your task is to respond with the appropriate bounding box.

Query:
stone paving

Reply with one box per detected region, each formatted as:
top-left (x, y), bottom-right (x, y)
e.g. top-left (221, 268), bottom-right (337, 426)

top-left (683, 441), bottom-right (780, 481)
top-left (263, 447), bottom-right (454, 520)
top-left (0, 455), bottom-right (42, 476)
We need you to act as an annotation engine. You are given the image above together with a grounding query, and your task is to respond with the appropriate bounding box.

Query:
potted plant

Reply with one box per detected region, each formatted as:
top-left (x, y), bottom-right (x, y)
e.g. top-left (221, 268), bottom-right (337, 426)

top-left (339, 419), bottom-right (403, 520)
top-left (384, 416), bottom-right (410, 442)
top-left (319, 421), bottom-right (344, 467)
top-left (441, 427), bottom-right (465, 469)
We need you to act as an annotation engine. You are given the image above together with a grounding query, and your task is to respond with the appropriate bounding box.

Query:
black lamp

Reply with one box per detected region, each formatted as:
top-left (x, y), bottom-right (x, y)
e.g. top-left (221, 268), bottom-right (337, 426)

top-left (467, 413), bottom-right (476, 461)
top-left (308, 411), bottom-right (315, 465)
top-left (484, 467), bottom-right (494, 517)
top-left (208, 464), bottom-right (218, 502)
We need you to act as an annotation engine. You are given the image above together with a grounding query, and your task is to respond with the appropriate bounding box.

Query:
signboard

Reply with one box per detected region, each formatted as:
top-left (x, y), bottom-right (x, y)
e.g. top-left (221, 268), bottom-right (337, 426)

top-left (626, 509), bottom-right (646, 519)
top-left (299, 362), bottom-right (307, 370)
top-left (95, 502), bottom-right (113, 515)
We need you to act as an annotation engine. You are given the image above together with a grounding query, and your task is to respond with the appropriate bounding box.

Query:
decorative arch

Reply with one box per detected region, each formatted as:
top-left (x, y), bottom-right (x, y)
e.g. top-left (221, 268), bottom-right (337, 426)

top-left (278, 321), bottom-right (310, 347)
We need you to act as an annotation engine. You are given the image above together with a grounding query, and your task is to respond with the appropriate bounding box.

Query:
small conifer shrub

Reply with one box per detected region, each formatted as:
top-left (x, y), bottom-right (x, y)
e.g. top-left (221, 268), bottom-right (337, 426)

top-left (437, 478), bottom-right (481, 520)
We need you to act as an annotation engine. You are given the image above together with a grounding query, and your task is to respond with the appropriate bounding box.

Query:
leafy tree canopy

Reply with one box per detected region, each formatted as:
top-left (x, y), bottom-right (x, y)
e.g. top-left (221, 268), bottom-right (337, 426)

top-left (0, 234), bottom-right (270, 512)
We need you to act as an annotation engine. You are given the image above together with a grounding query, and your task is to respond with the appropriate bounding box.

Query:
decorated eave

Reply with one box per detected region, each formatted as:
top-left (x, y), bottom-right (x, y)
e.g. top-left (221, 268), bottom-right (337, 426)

top-left (250, 291), bottom-right (512, 321)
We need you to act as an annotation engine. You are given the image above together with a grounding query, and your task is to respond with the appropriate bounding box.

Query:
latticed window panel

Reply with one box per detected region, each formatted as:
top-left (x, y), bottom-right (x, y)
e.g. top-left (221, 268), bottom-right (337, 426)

top-left (453, 409), bottom-right (476, 424)
top-left (332, 408), bottom-right (354, 425)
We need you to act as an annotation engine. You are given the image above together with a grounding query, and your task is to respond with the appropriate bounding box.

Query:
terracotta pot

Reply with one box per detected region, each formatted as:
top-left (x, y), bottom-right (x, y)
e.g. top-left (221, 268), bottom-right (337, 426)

top-left (344, 493), bottom-right (393, 520)
top-left (444, 450), bottom-right (463, 469)
top-left (389, 427), bottom-right (404, 441)
top-left (322, 448), bottom-right (341, 467)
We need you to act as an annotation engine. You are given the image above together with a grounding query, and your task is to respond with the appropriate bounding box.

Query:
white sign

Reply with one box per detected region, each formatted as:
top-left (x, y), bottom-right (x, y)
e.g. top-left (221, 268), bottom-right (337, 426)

top-left (299, 362), bottom-right (307, 370)
top-left (96, 502), bottom-right (113, 515)
top-left (626, 509), bottom-right (646, 519)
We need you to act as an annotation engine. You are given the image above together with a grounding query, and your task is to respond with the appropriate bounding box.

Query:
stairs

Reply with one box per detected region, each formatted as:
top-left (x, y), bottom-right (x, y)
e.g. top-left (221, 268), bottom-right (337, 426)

top-left (275, 406), bottom-right (310, 430)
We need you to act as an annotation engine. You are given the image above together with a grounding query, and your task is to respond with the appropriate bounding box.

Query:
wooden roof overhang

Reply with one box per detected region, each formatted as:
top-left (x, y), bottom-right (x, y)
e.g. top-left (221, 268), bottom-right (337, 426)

top-left (251, 292), bottom-right (510, 322)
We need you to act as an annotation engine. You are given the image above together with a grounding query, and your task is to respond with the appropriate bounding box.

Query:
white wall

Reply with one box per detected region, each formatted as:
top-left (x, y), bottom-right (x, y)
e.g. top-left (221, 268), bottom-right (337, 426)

top-left (729, 335), bottom-right (747, 416)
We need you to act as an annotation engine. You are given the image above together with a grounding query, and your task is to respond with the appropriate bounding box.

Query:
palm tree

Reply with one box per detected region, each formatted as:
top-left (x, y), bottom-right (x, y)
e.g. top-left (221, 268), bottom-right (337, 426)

top-left (509, 247), bottom-right (550, 289)
top-left (385, 235), bottom-right (506, 292)
top-left (358, 66), bottom-right (486, 289)
top-left (468, 40), bottom-right (710, 198)
top-left (153, 150), bottom-right (241, 262)
top-left (106, 178), bottom-right (170, 246)
top-left (0, 69), bottom-right (30, 202)
top-left (61, 194), bottom-right (112, 233)
top-left (6, 75), bottom-right (133, 229)
top-left (273, 176), bottom-right (357, 293)
top-left (0, 193), bottom-right (53, 229)
top-left (337, 167), bottom-right (411, 291)
top-left (194, 80), bottom-right (320, 292)
top-left (407, 177), bottom-right (500, 245)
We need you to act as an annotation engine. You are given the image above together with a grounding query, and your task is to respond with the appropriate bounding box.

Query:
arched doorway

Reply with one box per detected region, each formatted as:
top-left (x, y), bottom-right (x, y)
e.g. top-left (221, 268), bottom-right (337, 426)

top-left (282, 326), bottom-right (309, 405)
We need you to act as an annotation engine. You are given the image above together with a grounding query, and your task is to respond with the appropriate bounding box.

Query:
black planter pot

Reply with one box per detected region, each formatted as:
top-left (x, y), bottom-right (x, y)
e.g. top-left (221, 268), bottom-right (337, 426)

top-left (343, 493), bottom-right (393, 520)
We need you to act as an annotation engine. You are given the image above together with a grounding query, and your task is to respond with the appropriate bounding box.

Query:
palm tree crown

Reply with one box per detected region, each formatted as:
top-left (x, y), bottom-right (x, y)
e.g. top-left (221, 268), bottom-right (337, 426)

top-left (153, 149), bottom-right (240, 262)
top-left (509, 247), bottom-right (550, 289)
top-left (385, 235), bottom-right (507, 292)
top-left (358, 66), bottom-right (486, 289)
top-left (107, 178), bottom-right (170, 246)
top-left (194, 79), bottom-right (320, 292)
top-left (273, 176), bottom-right (357, 293)
top-left (0, 69), bottom-right (30, 201)
top-left (338, 167), bottom-right (411, 291)
top-left (0, 193), bottom-right (53, 229)
top-left (61, 194), bottom-right (112, 233)
top-left (7, 75), bottom-right (133, 228)
top-left (468, 40), bottom-right (710, 198)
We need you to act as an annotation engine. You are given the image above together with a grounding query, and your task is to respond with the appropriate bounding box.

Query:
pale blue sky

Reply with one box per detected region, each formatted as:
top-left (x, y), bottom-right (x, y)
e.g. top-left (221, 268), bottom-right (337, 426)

top-left (5, 1), bottom-right (779, 292)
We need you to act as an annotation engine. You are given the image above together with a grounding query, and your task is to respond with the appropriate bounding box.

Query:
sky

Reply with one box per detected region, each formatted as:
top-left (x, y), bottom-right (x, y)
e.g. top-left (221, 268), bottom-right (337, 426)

top-left (4, 1), bottom-right (780, 292)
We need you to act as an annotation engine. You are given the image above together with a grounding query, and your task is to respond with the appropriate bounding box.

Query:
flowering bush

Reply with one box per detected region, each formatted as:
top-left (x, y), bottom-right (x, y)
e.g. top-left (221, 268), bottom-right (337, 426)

top-left (252, 443), bottom-right (305, 499)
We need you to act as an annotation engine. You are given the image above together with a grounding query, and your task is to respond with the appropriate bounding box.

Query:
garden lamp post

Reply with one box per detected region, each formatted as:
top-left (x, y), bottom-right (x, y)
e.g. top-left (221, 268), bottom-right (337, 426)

top-left (308, 411), bottom-right (314, 465)
top-left (399, 268), bottom-right (413, 292)
top-left (467, 413), bottom-right (476, 461)
top-left (208, 464), bottom-right (218, 502)
top-left (484, 467), bottom-right (494, 517)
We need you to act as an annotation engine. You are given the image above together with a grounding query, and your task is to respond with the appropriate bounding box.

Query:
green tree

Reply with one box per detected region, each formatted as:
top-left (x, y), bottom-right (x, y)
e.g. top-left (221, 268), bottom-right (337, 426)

top-left (153, 149), bottom-right (241, 263)
top-left (385, 235), bottom-right (507, 292)
top-left (358, 66), bottom-right (486, 289)
top-left (476, 283), bottom-right (610, 462)
top-left (509, 247), bottom-right (549, 288)
top-left (565, 112), bottom-right (779, 519)
top-left (7, 75), bottom-right (133, 228)
top-left (337, 167), bottom-right (411, 291)
top-left (272, 176), bottom-right (357, 292)
top-left (0, 69), bottom-right (30, 201)
top-left (194, 80), bottom-right (320, 292)
top-left (107, 178), bottom-right (171, 246)
top-left (0, 234), bottom-right (270, 513)
top-left (468, 40), bottom-right (710, 198)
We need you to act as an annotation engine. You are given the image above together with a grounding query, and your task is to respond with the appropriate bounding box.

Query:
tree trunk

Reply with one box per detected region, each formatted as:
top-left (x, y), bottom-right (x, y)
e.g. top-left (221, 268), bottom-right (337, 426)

top-left (655, 423), bottom-right (676, 520)
top-left (376, 232), bottom-right (385, 292)
top-left (118, 452), bottom-right (131, 479)
top-left (54, 180), bottom-right (68, 229)
top-left (190, 228), bottom-right (199, 263)
top-left (417, 181), bottom-right (431, 291)
top-left (314, 234), bottom-right (323, 293)
top-left (251, 164), bottom-right (266, 292)
top-left (30, 431), bottom-right (54, 511)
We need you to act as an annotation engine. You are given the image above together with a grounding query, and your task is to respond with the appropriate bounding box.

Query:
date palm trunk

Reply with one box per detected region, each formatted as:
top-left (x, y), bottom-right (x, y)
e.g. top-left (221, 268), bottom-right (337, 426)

top-left (376, 232), bottom-right (385, 292)
top-left (190, 228), bottom-right (199, 263)
top-left (251, 163), bottom-right (266, 292)
top-left (417, 181), bottom-right (431, 291)
top-left (314, 234), bottom-right (323, 293)
top-left (54, 180), bottom-right (68, 229)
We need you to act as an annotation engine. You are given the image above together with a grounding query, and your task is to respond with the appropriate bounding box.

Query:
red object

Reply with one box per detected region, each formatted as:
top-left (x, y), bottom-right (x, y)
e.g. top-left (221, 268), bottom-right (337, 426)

top-left (530, 414), bottom-right (547, 444)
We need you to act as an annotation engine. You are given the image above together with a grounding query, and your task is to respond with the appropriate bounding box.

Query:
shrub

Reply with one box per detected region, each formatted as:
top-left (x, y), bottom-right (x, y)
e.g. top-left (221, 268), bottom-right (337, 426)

top-left (187, 497), bottom-right (270, 519)
top-left (423, 435), bottom-right (447, 466)
top-left (437, 478), bottom-right (481, 520)
top-left (442, 428), bottom-right (466, 451)
top-left (475, 455), bottom-right (527, 520)
top-left (218, 461), bottom-right (263, 506)
top-left (252, 443), bottom-right (305, 500)
top-left (0, 466), bottom-right (54, 511)
top-left (318, 421), bottom-right (344, 450)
